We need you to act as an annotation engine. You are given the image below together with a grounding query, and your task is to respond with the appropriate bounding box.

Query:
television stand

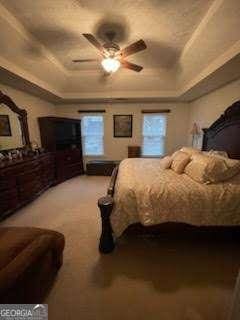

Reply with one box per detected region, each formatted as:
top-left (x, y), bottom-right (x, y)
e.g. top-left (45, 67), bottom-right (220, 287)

top-left (38, 117), bottom-right (84, 183)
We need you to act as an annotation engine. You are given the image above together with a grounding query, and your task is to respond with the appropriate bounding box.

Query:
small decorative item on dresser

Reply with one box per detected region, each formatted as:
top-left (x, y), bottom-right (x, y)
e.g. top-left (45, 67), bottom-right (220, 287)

top-left (0, 152), bottom-right (5, 161)
top-left (128, 145), bottom-right (141, 158)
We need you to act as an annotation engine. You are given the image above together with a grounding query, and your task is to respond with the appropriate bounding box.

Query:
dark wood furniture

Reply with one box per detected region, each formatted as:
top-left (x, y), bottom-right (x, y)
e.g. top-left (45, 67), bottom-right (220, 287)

top-left (128, 145), bottom-right (141, 158)
top-left (38, 117), bottom-right (84, 183)
top-left (0, 153), bottom-right (55, 219)
top-left (98, 100), bottom-right (240, 253)
top-left (0, 91), bottom-right (30, 146)
top-left (0, 92), bottom-right (57, 219)
top-left (86, 160), bottom-right (120, 176)
top-left (202, 100), bottom-right (240, 159)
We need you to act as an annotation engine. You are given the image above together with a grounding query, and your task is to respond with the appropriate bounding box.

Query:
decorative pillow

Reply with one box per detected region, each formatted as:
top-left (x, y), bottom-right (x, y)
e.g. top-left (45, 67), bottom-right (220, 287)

top-left (207, 150), bottom-right (229, 158)
top-left (220, 157), bottom-right (240, 180)
top-left (180, 147), bottom-right (201, 156)
top-left (184, 153), bottom-right (240, 183)
top-left (184, 155), bottom-right (213, 183)
top-left (171, 151), bottom-right (191, 174)
top-left (159, 156), bottom-right (173, 169)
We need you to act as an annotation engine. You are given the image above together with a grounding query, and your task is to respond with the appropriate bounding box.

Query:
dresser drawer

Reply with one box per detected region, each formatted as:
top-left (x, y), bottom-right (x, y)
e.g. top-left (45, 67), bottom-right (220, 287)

top-left (0, 153), bottom-right (55, 218)
top-left (43, 170), bottom-right (55, 180)
top-left (0, 188), bottom-right (18, 201)
top-left (17, 167), bottom-right (42, 184)
top-left (42, 170), bottom-right (55, 187)
top-left (41, 163), bottom-right (55, 173)
top-left (64, 162), bottom-right (83, 180)
top-left (40, 154), bottom-right (54, 166)
top-left (19, 180), bottom-right (43, 201)
top-left (0, 177), bottom-right (17, 191)
top-left (0, 189), bottom-right (18, 215)
top-left (9, 160), bottom-right (41, 175)
top-left (56, 149), bottom-right (81, 165)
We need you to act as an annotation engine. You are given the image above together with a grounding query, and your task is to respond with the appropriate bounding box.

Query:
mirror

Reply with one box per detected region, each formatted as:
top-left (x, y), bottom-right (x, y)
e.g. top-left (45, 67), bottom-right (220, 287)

top-left (0, 103), bottom-right (24, 150)
top-left (0, 91), bottom-right (30, 152)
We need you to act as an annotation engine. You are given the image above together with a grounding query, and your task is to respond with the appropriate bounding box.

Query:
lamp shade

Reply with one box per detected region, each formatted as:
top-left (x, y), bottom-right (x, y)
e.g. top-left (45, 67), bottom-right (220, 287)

top-left (190, 122), bottom-right (200, 135)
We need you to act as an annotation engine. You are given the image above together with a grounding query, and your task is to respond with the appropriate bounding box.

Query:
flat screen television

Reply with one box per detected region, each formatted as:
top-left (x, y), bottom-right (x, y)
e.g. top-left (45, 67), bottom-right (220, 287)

top-left (55, 120), bottom-right (81, 150)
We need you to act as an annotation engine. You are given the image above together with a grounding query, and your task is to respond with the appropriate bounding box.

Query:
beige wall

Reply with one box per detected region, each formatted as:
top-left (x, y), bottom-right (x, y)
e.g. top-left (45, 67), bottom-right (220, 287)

top-left (56, 102), bottom-right (190, 161)
top-left (0, 84), bottom-right (56, 148)
top-left (188, 78), bottom-right (240, 148)
top-left (0, 85), bottom-right (190, 157)
top-left (2, 77), bottom-right (240, 157)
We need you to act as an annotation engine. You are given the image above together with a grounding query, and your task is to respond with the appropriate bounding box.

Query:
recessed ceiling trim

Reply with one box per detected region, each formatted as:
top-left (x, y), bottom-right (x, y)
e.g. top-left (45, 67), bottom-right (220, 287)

top-left (62, 90), bottom-right (178, 99)
top-left (78, 109), bottom-right (106, 113)
top-left (0, 2), bottom-right (67, 75)
top-left (0, 55), bottom-right (62, 97)
top-left (181, 0), bottom-right (223, 59)
top-left (180, 39), bottom-right (240, 95)
top-left (0, 0), bottom-right (239, 104)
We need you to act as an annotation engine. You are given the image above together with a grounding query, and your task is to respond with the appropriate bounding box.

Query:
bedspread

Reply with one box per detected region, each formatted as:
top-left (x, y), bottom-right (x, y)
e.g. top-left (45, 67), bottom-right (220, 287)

top-left (111, 158), bottom-right (240, 236)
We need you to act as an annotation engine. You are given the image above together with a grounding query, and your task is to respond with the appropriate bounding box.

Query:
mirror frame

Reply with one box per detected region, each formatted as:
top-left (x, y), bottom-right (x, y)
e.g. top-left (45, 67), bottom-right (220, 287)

top-left (0, 90), bottom-right (30, 147)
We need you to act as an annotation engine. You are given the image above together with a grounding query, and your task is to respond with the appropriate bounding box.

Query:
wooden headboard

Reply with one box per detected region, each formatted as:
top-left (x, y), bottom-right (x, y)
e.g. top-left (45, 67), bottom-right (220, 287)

top-left (202, 100), bottom-right (240, 159)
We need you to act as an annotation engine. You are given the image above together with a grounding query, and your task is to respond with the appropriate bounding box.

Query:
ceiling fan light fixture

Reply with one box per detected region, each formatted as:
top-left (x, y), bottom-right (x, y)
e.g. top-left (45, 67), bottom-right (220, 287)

top-left (101, 57), bottom-right (120, 73)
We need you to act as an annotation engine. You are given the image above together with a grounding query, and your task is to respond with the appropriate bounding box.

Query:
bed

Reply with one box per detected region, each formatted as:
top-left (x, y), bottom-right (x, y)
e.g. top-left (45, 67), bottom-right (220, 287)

top-left (98, 100), bottom-right (240, 253)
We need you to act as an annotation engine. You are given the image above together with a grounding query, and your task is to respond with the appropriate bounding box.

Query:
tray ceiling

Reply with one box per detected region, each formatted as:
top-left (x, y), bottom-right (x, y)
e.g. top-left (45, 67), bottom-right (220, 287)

top-left (0, 0), bottom-right (240, 103)
top-left (0, 0), bottom-right (214, 71)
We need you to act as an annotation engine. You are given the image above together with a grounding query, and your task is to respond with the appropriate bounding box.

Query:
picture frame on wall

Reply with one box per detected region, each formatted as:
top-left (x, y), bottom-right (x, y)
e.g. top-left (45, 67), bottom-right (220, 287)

top-left (113, 115), bottom-right (132, 138)
top-left (0, 115), bottom-right (12, 136)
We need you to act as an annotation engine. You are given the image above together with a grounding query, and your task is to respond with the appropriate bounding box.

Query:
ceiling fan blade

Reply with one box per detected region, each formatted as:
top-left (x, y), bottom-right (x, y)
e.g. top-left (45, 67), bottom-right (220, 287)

top-left (72, 59), bottom-right (98, 63)
top-left (82, 33), bottom-right (104, 53)
top-left (120, 39), bottom-right (147, 58)
top-left (121, 60), bottom-right (143, 72)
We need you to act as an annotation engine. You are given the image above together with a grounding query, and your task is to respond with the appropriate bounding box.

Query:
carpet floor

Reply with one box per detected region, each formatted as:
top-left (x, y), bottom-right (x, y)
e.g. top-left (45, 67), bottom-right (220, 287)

top-left (1, 175), bottom-right (240, 320)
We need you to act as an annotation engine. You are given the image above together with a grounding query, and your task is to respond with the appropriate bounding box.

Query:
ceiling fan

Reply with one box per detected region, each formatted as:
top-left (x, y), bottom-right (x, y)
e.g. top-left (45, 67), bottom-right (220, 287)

top-left (73, 33), bottom-right (147, 73)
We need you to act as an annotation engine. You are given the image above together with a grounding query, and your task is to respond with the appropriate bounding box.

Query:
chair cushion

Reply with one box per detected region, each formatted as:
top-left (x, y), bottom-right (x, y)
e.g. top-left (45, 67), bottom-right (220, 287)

top-left (0, 227), bottom-right (64, 270)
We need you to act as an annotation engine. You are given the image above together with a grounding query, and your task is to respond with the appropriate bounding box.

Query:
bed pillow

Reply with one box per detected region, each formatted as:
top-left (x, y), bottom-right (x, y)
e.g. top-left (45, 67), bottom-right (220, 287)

top-left (207, 150), bottom-right (229, 158)
top-left (159, 156), bottom-right (173, 169)
top-left (180, 147), bottom-right (201, 156)
top-left (184, 153), bottom-right (240, 183)
top-left (220, 157), bottom-right (240, 180)
top-left (171, 151), bottom-right (191, 174)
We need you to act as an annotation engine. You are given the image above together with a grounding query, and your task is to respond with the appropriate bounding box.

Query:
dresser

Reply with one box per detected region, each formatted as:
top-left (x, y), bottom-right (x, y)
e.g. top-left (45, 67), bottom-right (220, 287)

top-left (0, 153), bottom-right (55, 219)
top-left (38, 117), bottom-right (84, 183)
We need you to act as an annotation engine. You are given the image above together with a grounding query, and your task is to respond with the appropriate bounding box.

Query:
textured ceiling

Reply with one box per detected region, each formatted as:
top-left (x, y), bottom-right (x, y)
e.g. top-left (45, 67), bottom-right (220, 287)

top-left (0, 0), bottom-right (214, 71)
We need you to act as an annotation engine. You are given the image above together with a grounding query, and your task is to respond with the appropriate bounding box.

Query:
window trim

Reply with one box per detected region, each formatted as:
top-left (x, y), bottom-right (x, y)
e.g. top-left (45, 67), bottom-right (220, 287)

top-left (81, 115), bottom-right (105, 157)
top-left (141, 113), bottom-right (167, 157)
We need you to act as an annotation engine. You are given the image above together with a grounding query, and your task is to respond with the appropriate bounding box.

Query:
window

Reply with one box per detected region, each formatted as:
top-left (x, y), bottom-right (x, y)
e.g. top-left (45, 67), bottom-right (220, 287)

top-left (142, 114), bottom-right (167, 156)
top-left (82, 116), bottom-right (104, 156)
